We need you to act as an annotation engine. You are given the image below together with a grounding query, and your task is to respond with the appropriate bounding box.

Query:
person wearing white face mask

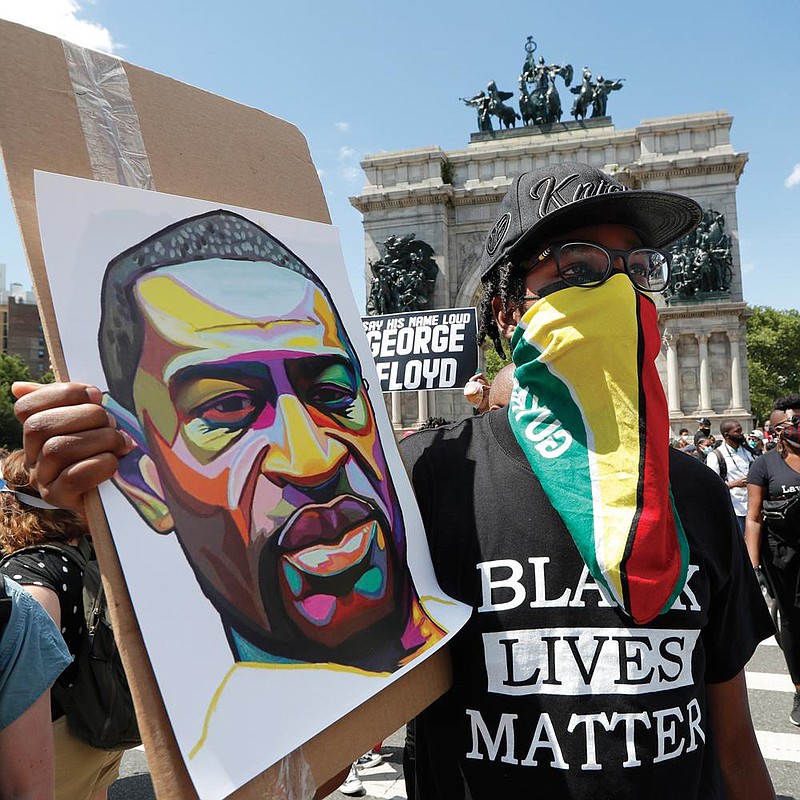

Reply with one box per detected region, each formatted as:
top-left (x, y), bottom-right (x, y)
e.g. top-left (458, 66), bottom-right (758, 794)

top-left (748, 430), bottom-right (766, 456)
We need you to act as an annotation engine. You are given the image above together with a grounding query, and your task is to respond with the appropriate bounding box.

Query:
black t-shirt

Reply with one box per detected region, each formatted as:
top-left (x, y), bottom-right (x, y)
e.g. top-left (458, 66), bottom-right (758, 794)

top-left (1, 543), bottom-right (84, 717)
top-left (747, 448), bottom-right (800, 595)
top-left (400, 410), bottom-right (773, 800)
top-left (748, 447), bottom-right (800, 499)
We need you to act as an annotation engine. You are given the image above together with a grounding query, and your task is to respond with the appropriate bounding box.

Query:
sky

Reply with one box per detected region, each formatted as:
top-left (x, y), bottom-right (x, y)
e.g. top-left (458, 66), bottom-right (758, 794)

top-left (0, 0), bottom-right (798, 313)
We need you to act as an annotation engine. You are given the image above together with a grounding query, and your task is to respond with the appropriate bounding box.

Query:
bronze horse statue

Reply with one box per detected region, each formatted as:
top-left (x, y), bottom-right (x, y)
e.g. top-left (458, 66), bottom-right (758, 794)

top-left (488, 81), bottom-right (521, 129)
top-left (570, 68), bottom-right (593, 121)
top-left (519, 77), bottom-right (546, 126)
top-left (545, 64), bottom-right (572, 122)
top-left (494, 103), bottom-right (521, 128)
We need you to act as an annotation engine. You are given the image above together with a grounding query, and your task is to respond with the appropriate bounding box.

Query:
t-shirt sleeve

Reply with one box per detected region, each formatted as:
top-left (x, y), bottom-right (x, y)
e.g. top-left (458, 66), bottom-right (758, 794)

top-left (747, 454), bottom-right (769, 487)
top-left (1, 551), bottom-right (62, 594)
top-left (0, 577), bottom-right (72, 729)
top-left (702, 507), bottom-right (775, 683)
top-left (1, 549), bottom-right (84, 690)
top-left (705, 451), bottom-right (721, 476)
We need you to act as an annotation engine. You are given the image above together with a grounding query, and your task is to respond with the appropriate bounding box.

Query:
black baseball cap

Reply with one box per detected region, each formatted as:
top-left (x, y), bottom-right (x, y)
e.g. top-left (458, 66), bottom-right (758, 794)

top-left (697, 417), bottom-right (711, 426)
top-left (479, 162), bottom-right (703, 279)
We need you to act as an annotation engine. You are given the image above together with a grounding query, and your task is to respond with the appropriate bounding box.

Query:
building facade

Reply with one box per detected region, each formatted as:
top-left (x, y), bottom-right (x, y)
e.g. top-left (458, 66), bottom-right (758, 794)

top-left (351, 112), bottom-right (750, 434)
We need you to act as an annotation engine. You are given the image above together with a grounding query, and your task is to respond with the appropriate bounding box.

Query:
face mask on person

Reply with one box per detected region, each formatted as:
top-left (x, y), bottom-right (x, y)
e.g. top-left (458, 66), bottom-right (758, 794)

top-left (728, 433), bottom-right (746, 446)
top-left (508, 273), bottom-right (687, 625)
top-left (780, 417), bottom-right (800, 448)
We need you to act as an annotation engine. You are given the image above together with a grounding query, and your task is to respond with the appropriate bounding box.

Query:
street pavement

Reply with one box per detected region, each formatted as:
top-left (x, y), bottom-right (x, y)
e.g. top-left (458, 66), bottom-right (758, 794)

top-left (110, 635), bottom-right (800, 800)
top-left (747, 633), bottom-right (800, 799)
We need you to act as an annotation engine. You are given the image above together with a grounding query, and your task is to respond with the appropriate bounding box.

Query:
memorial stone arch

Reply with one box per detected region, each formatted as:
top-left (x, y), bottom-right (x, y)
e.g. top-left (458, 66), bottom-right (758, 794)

top-left (351, 112), bottom-right (751, 435)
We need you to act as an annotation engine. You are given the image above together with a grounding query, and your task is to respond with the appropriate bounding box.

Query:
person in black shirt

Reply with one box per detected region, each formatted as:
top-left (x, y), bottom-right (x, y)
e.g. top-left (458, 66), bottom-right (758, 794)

top-left (694, 417), bottom-right (712, 447)
top-left (746, 395), bottom-right (800, 727)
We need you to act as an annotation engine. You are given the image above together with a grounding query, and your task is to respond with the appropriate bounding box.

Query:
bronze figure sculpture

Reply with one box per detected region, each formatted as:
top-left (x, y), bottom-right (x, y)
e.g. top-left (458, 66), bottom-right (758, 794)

top-left (461, 91), bottom-right (493, 132)
top-left (664, 208), bottom-right (733, 301)
top-left (366, 233), bottom-right (439, 315)
top-left (519, 38), bottom-right (573, 126)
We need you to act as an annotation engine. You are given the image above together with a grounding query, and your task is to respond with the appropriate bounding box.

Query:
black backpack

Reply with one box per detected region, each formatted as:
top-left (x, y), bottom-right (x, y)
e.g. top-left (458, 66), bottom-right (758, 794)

top-left (0, 540), bottom-right (141, 750)
top-left (710, 447), bottom-right (727, 480)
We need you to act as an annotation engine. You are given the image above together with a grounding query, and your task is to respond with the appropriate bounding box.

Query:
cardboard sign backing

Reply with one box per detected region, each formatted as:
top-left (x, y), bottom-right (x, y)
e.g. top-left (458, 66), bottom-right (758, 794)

top-left (0, 19), bottom-right (451, 799)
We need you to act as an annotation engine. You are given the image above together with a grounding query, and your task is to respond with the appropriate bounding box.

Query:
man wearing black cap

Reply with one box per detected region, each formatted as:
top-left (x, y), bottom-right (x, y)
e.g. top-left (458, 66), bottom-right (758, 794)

top-left (400, 163), bottom-right (774, 799)
top-left (13, 164), bottom-right (775, 799)
top-left (694, 417), bottom-right (713, 447)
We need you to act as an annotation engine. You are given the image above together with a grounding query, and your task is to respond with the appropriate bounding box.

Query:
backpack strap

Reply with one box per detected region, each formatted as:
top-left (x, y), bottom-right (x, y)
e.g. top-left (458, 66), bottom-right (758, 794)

top-left (713, 448), bottom-right (727, 481)
top-left (82, 541), bottom-right (107, 634)
top-left (0, 577), bottom-right (10, 634)
top-left (75, 537), bottom-right (95, 563)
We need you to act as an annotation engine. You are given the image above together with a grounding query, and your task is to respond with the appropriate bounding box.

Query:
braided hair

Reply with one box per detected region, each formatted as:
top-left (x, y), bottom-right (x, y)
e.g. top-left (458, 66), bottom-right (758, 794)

top-left (476, 255), bottom-right (528, 358)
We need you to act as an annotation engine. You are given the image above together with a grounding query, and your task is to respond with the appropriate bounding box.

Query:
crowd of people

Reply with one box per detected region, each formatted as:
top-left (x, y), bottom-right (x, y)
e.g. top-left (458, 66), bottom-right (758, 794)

top-left (673, 417), bottom-right (775, 459)
top-left (0, 160), bottom-right (794, 800)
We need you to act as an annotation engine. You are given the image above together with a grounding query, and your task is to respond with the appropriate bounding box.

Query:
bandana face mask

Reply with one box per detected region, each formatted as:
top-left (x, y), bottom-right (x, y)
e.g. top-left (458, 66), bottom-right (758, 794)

top-left (507, 273), bottom-right (688, 624)
top-left (780, 417), bottom-right (800, 447)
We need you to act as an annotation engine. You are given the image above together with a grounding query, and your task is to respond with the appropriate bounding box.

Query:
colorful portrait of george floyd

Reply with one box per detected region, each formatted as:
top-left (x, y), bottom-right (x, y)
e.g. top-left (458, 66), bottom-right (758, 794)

top-left (97, 210), bottom-right (443, 674)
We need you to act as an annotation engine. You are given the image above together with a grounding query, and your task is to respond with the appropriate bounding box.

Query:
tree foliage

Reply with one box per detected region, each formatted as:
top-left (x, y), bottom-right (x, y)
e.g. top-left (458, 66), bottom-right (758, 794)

top-left (483, 345), bottom-right (512, 382)
top-left (0, 353), bottom-right (33, 451)
top-left (746, 306), bottom-right (800, 424)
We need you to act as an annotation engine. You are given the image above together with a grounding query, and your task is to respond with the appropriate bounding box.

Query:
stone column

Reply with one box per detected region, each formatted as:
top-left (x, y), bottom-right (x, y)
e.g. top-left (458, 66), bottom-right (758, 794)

top-left (697, 332), bottom-right (712, 414)
top-left (664, 332), bottom-right (682, 415)
top-left (391, 391), bottom-right (402, 428)
top-left (416, 389), bottom-right (429, 424)
top-left (728, 331), bottom-right (745, 411)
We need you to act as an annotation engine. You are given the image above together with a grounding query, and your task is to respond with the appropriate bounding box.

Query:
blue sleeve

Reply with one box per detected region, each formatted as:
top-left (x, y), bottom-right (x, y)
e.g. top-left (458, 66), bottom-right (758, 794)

top-left (0, 576), bottom-right (72, 729)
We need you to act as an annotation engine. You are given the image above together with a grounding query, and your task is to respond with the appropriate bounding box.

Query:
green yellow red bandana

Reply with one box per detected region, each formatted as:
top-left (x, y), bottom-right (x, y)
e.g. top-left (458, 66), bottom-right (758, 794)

top-left (508, 274), bottom-right (688, 624)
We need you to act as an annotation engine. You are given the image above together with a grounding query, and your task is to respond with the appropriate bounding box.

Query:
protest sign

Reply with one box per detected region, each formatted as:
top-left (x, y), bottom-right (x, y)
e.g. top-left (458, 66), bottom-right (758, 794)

top-left (0, 20), bottom-right (461, 800)
top-left (34, 171), bottom-right (469, 800)
top-left (363, 307), bottom-right (478, 392)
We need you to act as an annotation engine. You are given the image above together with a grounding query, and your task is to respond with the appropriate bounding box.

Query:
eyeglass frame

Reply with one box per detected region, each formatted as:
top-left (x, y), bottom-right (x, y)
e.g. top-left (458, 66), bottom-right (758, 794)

top-left (774, 414), bottom-right (800, 435)
top-left (522, 241), bottom-right (673, 298)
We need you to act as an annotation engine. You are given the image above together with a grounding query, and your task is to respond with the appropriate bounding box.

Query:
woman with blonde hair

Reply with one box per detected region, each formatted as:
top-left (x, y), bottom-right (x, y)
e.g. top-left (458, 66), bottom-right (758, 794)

top-left (0, 449), bottom-right (124, 800)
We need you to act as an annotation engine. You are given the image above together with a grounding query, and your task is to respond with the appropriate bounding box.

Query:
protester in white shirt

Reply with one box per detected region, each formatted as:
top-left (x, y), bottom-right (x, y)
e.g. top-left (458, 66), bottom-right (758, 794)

top-left (706, 419), bottom-right (754, 534)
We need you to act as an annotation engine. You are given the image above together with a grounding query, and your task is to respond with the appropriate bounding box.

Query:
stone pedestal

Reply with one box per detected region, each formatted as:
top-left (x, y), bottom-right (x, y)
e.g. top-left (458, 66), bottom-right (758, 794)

top-left (352, 112), bottom-right (751, 433)
top-left (658, 300), bottom-right (751, 431)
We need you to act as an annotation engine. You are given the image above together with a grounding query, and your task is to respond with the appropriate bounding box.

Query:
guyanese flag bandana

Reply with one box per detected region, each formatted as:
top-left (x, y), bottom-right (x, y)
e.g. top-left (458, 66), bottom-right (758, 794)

top-left (507, 273), bottom-right (688, 624)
